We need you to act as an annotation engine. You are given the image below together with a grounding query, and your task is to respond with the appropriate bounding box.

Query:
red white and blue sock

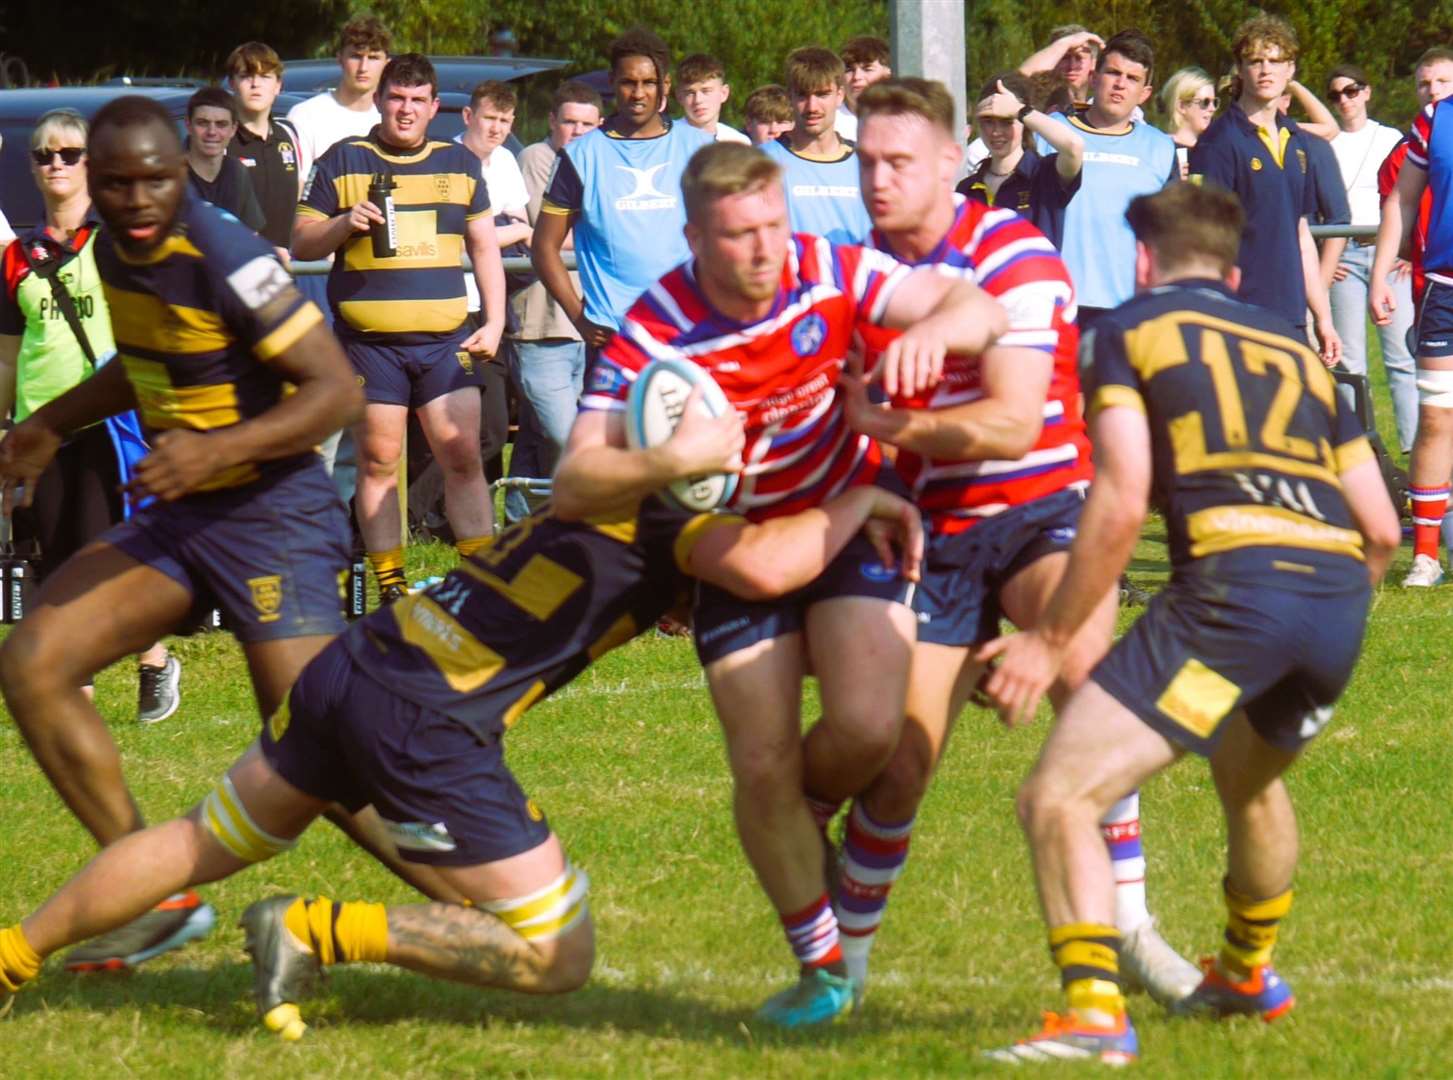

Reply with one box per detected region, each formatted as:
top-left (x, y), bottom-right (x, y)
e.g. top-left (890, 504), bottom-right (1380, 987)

top-left (1410, 485), bottom-right (1448, 561)
top-left (781, 893), bottom-right (843, 971)
top-left (1100, 792), bottom-right (1150, 932)
top-left (836, 801), bottom-right (914, 980)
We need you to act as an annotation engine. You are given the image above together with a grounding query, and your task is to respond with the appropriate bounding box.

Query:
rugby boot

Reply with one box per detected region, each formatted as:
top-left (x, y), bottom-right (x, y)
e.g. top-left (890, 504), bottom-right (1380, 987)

top-left (1120, 919), bottom-right (1201, 1006)
top-left (64, 890), bottom-right (215, 971)
top-left (239, 895), bottom-right (322, 1040)
top-left (1172, 955), bottom-right (1295, 1022)
top-left (755, 967), bottom-right (856, 1027)
top-left (984, 1010), bottom-right (1139, 1066)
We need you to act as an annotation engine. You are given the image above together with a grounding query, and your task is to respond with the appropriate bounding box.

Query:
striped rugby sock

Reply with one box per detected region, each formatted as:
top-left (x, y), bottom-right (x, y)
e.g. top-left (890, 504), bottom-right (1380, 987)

top-left (1410, 485), bottom-right (1448, 560)
top-left (781, 893), bottom-right (843, 971)
top-left (836, 801), bottom-right (913, 971)
top-left (1100, 792), bottom-right (1149, 932)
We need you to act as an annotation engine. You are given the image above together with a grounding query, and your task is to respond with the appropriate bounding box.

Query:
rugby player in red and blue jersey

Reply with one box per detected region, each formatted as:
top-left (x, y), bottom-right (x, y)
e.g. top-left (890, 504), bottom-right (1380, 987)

top-left (559, 140), bottom-right (1007, 1026)
top-left (833, 78), bottom-right (1200, 1009)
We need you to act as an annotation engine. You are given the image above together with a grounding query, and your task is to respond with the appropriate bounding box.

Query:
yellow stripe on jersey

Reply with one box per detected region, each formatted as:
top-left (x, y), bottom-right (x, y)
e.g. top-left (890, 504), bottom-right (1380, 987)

top-left (112, 232), bottom-right (205, 267)
top-left (254, 304), bottom-right (323, 361)
top-left (587, 612), bottom-right (638, 661)
top-left (342, 214), bottom-right (464, 273)
top-left (1155, 657), bottom-right (1241, 739)
top-left (106, 286), bottom-right (230, 355)
top-left (337, 296), bottom-right (467, 336)
top-left (583, 508), bottom-right (639, 545)
top-left (1088, 384), bottom-right (1146, 419)
top-left (392, 594), bottom-right (506, 694)
top-left (502, 679), bottom-right (549, 729)
top-left (1334, 434), bottom-right (1375, 473)
top-left (123, 355), bottom-right (243, 429)
top-left (1186, 504), bottom-right (1365, 560)
top-left (455, 553), bottom-right (584, 621)
top-left (673, 512), bottom-right (749, 573)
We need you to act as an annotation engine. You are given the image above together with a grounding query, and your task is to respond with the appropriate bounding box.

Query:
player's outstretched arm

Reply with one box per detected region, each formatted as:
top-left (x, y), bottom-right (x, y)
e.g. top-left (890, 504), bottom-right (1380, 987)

top-left (976, 404), bottom-right (1151, 726)
top-left (685, 485), bottom-right (924, 602)
top-left (552, 388), bottom-right (744, 520)
top-left (875, 277), bottom-right (1009, 397)
top-left (841, 345), bottom-right (1050, 461)
top-left (1339, 457), bottom-right (1401, 585)
top-left (129, 313), bottom-right (363, 502)
top-left (0, 358), bottom-right (137, 513)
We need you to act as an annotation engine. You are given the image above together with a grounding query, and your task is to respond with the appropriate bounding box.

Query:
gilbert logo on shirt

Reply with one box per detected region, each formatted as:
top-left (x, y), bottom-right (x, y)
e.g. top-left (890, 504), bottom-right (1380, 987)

top-left (615, 164), bottom-right (676, 211)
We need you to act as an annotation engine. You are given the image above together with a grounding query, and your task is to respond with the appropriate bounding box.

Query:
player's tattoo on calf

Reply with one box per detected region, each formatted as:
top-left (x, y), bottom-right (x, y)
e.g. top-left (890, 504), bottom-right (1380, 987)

top-left (387, 904), bottom-right (546, 988)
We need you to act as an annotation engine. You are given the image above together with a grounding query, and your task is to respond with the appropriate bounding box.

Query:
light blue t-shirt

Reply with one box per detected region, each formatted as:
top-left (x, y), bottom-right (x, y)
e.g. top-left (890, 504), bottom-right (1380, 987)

top-left (1037, 110), bottom-right (1177, 310)
top-left (762, 137), bottom-right (872, 245)
top-left (543, 118), bottom-right (714, 329)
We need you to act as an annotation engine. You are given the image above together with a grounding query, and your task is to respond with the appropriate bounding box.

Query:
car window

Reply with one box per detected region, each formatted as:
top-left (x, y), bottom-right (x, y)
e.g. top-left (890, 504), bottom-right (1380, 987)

top-left (0, 122), bottom-right (44, 234)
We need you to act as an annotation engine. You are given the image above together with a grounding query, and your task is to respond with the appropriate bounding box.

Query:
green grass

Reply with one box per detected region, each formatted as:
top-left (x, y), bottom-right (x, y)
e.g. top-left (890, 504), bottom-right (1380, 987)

top-left (0, 343), bottom-right (1446, 1075)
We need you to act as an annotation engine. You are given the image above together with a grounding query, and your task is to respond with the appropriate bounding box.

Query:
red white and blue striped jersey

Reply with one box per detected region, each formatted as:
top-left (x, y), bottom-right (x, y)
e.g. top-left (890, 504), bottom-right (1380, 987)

top-left (580, 234), bottom-right (913, 520)
top-left (1404, 99), bottom-right (1453, 275)
top-left (861, 196), bottom-right (1092, 535)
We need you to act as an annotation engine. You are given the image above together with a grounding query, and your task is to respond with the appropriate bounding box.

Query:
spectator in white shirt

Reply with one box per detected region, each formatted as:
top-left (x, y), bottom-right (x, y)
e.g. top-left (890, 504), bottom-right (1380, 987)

top-left (675, 54), bottom-right (751, 144)
top-left (1327, 63), bottom-right (1417, 452)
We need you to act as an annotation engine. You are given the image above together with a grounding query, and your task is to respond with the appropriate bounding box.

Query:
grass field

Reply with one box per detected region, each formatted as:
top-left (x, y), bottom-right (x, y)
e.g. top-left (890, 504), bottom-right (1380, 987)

top-left (2, 363), bottom-right (1450, 1076)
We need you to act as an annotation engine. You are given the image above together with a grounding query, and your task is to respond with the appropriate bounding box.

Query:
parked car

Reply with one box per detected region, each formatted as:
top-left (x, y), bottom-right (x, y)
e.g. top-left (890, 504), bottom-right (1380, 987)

top-left (0, 56), bottom-right (568, 234)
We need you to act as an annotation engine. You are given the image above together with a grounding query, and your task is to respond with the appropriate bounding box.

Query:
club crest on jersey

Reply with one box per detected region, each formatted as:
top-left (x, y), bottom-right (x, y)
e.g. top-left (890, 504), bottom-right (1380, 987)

top-left (790, 313), bottom-right (827, 357)
top-left (588, 364), bottom-right (627, 395)
top-left (247, 575), bottom-right (283, 622)
top-left (456, 350), bottom-right (475, 374)
top-left (279, 142), bottom-right (296, 169)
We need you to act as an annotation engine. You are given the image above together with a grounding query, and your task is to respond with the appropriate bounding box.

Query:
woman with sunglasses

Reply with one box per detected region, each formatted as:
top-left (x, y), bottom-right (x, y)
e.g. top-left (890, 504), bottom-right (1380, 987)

top-left (1325, 64), bottom-right (1419, 458)
top-left (1158, 67), bottom-right (1217, 179)
top-left (0, 109), bottom-right (180, 724)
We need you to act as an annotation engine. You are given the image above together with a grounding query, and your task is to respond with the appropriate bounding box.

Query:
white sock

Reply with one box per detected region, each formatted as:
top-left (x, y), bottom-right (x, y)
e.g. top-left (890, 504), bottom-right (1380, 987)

top-left (1100, 791), bottom-right (1150, 932)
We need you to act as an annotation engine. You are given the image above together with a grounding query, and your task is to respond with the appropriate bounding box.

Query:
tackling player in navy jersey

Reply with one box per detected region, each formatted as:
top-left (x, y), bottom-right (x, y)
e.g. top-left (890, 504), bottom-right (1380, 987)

top-left (0, 395), bottom-right (926, 1038)
top-left (0, 96), bottom-right (362, 972)
top-left (980, 182), bottom-right (1398, 1065)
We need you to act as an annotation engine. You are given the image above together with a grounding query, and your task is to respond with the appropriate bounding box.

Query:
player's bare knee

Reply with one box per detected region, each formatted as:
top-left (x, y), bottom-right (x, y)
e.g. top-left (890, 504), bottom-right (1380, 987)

top-left (0, 622), bottom-right (63, 701)
top-left (434, 437), bottom-right (483, 479)
top-left (869, 736), bottom-right (936, 818)
top-left (536, 919), bottom-right (594, 993)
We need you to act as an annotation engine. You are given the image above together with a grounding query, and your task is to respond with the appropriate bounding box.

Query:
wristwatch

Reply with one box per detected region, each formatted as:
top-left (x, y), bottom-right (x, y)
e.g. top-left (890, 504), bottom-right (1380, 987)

top-left (1017, 102), bottom-right (1034, 121)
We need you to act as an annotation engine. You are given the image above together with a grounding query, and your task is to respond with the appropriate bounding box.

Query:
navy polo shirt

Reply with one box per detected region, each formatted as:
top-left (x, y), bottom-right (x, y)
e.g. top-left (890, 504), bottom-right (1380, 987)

top-left (955, 146), bottom-right (1081, 248)
top-left (1189, 104), bottom-right (1316, 329)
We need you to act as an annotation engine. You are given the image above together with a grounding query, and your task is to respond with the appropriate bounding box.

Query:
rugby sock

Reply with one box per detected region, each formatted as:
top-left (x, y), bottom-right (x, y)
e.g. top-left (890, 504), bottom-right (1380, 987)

top-left (781, 893), bottom-right (843, 971)
top-left (1100, 792), bottom-right (1150, 932)
top-left (1049, 922), bottom-right (1125, 1025)
top-left (368, 547), bottom-right (407, 592)
top-left (282, 897), bottom-right (388, 965)
top-left (805, 796), bottom-right (842, 833)
top-left (455, 534), bottom-right (492, 559)
top-left (1410, 485), bottom-right (1448, 560)
top-left (836, 801), bottom-right (913, 980)
top-left (0, 924), bottom-right (41, 992)
top-left (1218, 880), bottom-right (1292, 980)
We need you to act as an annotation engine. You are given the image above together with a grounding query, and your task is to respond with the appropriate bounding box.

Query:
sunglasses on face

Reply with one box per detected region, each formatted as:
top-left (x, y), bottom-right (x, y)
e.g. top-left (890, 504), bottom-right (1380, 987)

top-left (1328, 83), bottom-right (1365, 102)
top-left (1186, 96), bottom-right (1218, 109)
top-left (31, 147), bottom-right (85, 167)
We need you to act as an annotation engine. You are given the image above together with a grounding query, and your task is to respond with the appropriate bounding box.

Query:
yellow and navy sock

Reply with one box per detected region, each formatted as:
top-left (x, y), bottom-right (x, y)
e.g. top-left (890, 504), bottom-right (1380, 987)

top-left (1049, 922), bottom-right (1125, 1024)
top-left (455, 534), bottom-right (492, 559)
top-left (282, 897), bottom-right (388, 965)
top-left (0, 924), bottom-right (42, 993)
top-left (1219, 879), bottom-right (1292, 979)
top-left (368, 548), bottom-right (407, 592)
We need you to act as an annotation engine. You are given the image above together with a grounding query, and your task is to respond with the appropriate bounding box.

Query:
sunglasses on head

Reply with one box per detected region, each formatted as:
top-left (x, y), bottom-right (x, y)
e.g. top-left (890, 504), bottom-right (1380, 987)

top-left (31, 147), bottom-right (85, 167)
top-left (1328, 83), bottom-right (1365, 102)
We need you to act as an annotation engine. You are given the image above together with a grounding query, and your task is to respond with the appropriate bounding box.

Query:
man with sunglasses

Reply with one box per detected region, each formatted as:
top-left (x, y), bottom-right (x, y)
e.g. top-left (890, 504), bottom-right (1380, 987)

top-left (1326, 66), bottom-right (1417, 462)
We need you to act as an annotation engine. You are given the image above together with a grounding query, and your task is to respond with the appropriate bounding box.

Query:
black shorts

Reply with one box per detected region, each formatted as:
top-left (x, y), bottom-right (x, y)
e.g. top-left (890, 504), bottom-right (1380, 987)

top-left (1092, 574), bottom-right (1371, 756)
top-left (260, 637), bottom-right (552, 867)
top-left (105, 460), bottom-right (348, 643)
top-left (914, 487), bottom-right (1085, 647)
top-left (1416, 277), bottom-right (1453, 360)
top-left (693, 530), bottom-right (915, 665)
top-left (345, 327), bottom-right (481, 408)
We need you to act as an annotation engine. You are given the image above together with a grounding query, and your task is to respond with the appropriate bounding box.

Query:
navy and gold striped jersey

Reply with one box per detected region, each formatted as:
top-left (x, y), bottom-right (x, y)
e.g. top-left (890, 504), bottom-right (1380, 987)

top-left (298, 128), bottom-right (490, 342)
top-left (1086, 278), bottom-right (1372, 591)
top-left (341, 498), bottom-right (743, 741)
top-left (94, 195), bottom-right (324, 492)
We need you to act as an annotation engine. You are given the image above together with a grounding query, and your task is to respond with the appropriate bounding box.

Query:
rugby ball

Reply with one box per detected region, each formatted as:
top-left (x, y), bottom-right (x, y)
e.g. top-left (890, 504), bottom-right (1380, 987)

top-left (625, 358), bottom-right (740, 512)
